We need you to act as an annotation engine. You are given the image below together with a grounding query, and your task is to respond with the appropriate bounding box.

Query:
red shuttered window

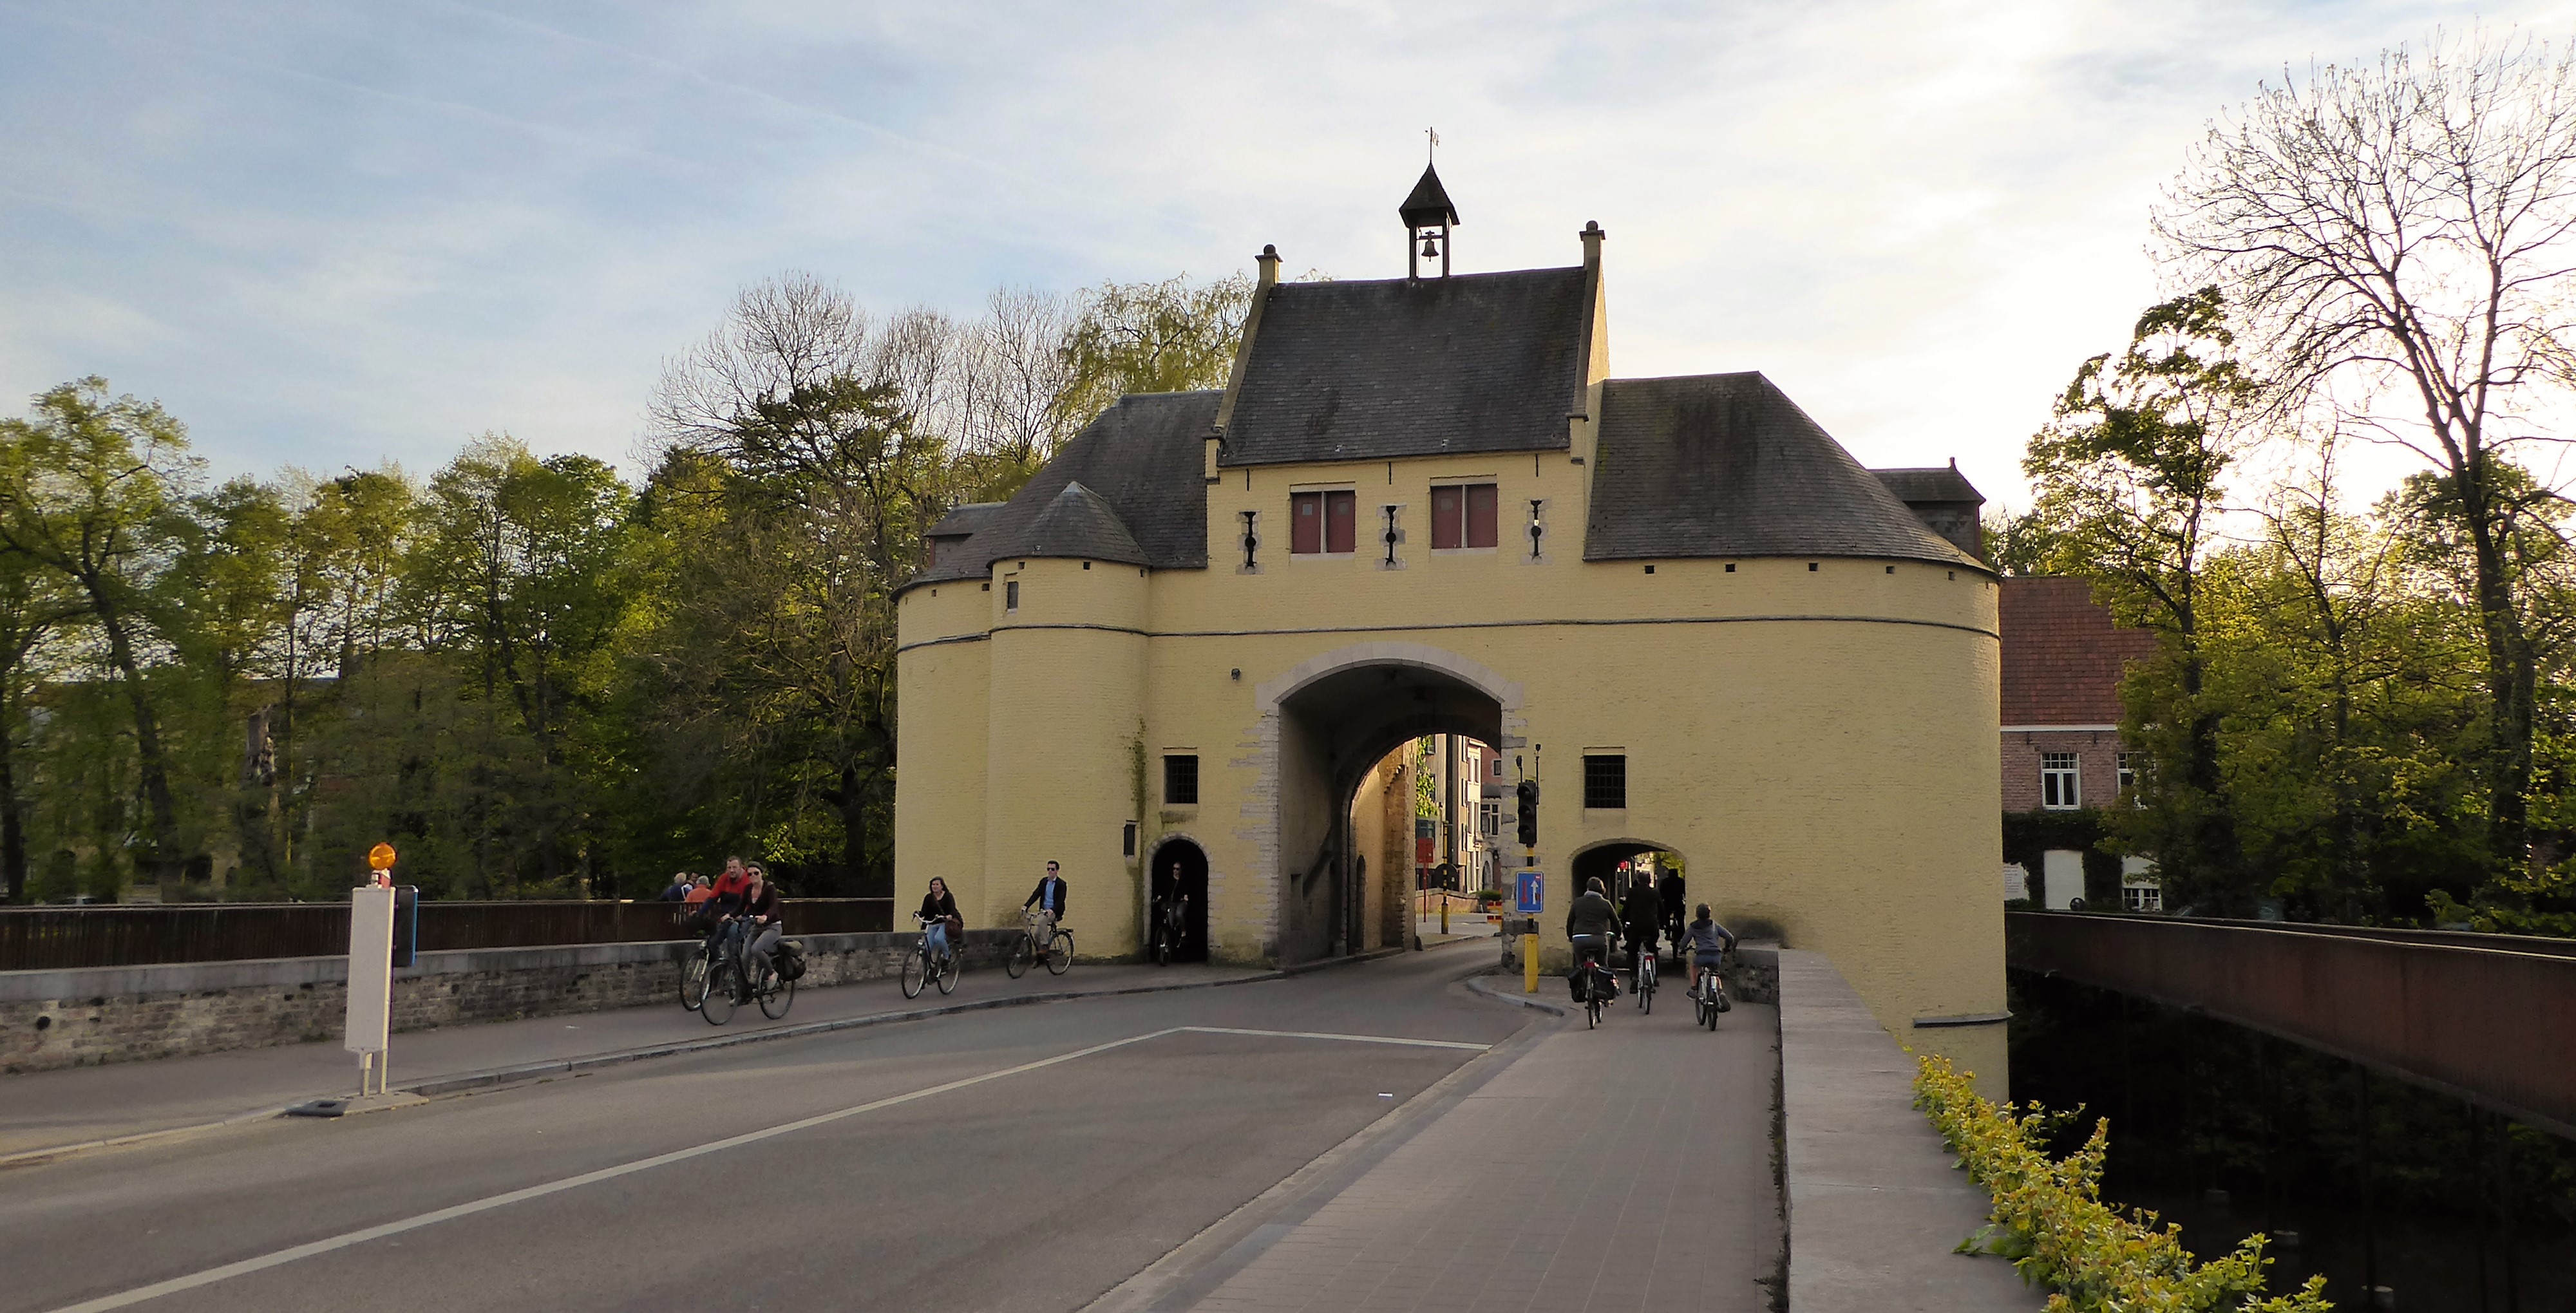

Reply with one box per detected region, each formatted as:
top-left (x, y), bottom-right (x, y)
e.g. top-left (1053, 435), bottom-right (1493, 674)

top-left (1291, 490), bottom-right (1356, 554)
top-left (1432, 484), bottom-right (1498, 549)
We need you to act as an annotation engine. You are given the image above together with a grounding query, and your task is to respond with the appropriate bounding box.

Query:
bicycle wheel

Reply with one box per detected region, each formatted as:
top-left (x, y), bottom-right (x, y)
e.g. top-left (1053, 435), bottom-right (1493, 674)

top-left (702, 960), bottom-right (738, 1025)
top-left (760, 972), bottom-right (795, 1020)
top-left (936, 949), bottom-right (959, 994)
top-left (901, 946), bottom-right (929, 999)
top-left (1007, 934), bottom-right (1032, 979)
top-left (680, 949), bottom-right (710, 1012)
top-left (1046, 931), bottom-right (1073, 975)
top-left (1586, 992), bottom-right (1600, 1029)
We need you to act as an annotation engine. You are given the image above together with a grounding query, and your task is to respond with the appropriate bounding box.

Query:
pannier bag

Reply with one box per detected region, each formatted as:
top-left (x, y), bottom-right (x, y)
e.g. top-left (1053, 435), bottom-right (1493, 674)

top-left (774, 938), bottom-right (808, 981)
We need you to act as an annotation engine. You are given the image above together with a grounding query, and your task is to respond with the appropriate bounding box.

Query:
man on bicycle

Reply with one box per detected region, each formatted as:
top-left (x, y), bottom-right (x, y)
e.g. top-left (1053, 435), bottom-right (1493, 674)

top-left (1150, 856), bottom-right (1189, 959)
top-left (1658, 866), bottom-right (1687, 958)
top-left (1024, 860), bottom-right (1068, 949)
top-left (1618, 871), bottom-right (1660, 988)
top-left (1684, 902), bottom-right (1738, 1007)
top-left (1565, 876), bottom-right (1620, 1001)
top-left (705, 857), bottom-right (754, 963)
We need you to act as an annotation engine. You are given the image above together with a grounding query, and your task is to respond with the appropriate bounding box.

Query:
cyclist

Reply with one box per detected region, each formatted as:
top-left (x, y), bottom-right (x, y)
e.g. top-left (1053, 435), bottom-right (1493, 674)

top-left (739, 868), bottom-right (785, 987)
top-left (1024, 860), bottom-right (1068, 950)
top-left (1565, 876), bottom-right (1620, 1002)
top-left (1150, 856), bottom-right (1189, 961)
top-left (705, 857), bottom-right (754, 962)
top-left (918, 876), bottom-right (961, 965)
top-left (1658, 866), bottom-right (1687, 958)
top-left (1618, 871), bottom-right (1660, 987)
top-left (1683, 902), bottom-right (1738, 1008)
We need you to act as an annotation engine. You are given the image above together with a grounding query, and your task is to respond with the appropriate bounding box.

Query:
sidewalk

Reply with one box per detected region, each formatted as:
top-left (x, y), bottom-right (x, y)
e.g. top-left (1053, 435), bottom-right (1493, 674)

top-left (0, 957), bottom-right (1271, 1162)
top-left (1164, 981), bottom-right (1786, 1312)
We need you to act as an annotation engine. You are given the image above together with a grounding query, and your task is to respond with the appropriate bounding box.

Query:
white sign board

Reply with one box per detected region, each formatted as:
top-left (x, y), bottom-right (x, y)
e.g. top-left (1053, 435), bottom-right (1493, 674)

top-left (345, 885), bottom-right (395, 1054)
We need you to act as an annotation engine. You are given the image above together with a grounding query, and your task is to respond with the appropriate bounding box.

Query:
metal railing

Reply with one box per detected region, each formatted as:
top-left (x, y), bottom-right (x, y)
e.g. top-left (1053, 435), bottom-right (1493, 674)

top-left (2005, 909), bottom-right (2576, 1139)
top-left (0, 898), bottom-right (896, 971)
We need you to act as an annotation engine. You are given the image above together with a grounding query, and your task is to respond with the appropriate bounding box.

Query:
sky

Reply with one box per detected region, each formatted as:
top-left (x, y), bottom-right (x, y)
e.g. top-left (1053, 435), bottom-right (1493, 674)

top-left (4, 0), bottom-right (2572, 511)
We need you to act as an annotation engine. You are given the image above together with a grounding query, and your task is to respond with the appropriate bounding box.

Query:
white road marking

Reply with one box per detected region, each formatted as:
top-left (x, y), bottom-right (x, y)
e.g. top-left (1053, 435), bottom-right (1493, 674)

top-left (41, 1023), bottom-right (1486, 1312)
top-left (1176, 1026), bottom-right (1490, 1052)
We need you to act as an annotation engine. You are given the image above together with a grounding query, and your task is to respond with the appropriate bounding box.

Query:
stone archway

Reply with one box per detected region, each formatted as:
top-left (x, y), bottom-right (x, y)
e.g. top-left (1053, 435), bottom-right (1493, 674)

top-left (1143, 835), bottom-right (1211, 963)
top-left (1253, 645), bottom-right (1520, 964)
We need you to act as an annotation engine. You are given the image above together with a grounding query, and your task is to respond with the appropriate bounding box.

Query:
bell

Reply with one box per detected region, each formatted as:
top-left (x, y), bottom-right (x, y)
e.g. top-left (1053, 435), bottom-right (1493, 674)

top-left (1419, 233), bottom-right (1441, 258)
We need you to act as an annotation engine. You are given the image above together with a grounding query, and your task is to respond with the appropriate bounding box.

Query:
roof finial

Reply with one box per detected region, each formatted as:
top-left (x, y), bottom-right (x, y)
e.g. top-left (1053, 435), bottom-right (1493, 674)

top-left (1426, 126), bottom-right (1439, 163)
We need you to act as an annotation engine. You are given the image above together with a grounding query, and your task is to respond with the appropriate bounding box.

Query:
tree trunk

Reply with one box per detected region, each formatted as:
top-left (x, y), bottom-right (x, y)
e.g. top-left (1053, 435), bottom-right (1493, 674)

top-left (90, 590), bottom-right (184, 889)
top-left (2463, 472), bottom-right (2536, 882)
top-left (836, 760), bottom-right (867, 900)
top-left (0, 706), bottom-right (23, 905)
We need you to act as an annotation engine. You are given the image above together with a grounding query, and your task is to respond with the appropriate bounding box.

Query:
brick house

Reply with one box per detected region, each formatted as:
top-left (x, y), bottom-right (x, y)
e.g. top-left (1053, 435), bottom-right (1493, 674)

top-left (1999, 578), bottom-right (2161, 909)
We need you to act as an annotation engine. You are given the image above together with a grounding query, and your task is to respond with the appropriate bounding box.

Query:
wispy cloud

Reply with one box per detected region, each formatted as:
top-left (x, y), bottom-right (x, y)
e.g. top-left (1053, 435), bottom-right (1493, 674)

top-left (2, 0), bottom-right (2570, 504)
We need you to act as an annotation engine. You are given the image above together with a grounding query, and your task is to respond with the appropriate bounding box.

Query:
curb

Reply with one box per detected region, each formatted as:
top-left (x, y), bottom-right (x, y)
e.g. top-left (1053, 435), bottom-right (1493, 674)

top-left (1464, 970), bottom-right (1573, 1016)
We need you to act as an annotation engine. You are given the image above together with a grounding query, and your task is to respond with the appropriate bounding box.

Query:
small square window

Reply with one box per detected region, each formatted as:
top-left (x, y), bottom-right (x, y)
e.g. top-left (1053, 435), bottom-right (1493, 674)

top-left (2041, 752), bottom-right (2079, 810)
top-left (1291, 490), bottom-right (1356, 554)
top-left (1164, 754), bottom-right (1200, 806)
top-left (1582, 755), bottom-right (1627, 809)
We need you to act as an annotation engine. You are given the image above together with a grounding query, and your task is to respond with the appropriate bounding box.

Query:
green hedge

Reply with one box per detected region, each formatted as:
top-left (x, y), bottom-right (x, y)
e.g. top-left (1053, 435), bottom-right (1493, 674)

top-left (1912, 1053), bottom-right (2332, 1311)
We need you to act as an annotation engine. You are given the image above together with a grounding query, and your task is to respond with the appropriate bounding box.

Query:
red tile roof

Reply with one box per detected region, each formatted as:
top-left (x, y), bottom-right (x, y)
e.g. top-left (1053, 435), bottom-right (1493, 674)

top-left (1999, 578), bottom-right (2161, 726)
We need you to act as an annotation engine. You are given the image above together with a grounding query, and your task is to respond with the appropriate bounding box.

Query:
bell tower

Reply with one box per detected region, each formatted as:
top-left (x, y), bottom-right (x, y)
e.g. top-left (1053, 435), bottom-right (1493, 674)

top-left (1399, 152), bottom-right (1459, 279)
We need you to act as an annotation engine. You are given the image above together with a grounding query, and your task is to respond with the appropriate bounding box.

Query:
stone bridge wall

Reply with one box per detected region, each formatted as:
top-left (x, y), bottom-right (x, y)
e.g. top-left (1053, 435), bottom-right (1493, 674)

top-left (0, 930), bottom-right (1020, 1075)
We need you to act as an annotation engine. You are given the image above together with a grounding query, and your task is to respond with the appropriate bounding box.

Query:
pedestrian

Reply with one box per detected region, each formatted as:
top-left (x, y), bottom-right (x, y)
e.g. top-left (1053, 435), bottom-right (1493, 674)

top-left (1657, 865), bottom-right (1686, 956)
top-left (658, 872), bottom-right (692, 902)
top-left (682, 875), bottom-right (712, 906)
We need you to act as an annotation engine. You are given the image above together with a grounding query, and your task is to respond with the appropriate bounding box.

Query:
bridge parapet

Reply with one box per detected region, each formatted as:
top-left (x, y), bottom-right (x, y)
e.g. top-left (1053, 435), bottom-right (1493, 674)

top-left (2007, 911), bottom-right (2576, 1138)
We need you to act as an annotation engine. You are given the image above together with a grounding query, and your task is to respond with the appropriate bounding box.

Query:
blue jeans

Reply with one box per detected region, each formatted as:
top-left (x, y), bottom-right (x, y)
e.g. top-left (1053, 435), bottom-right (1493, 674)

top-left (925, 921), bottom-right (951, 960)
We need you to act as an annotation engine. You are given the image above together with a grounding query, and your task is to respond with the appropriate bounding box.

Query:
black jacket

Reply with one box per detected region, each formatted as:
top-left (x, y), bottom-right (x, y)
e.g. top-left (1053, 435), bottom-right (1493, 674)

top-left (1025, 875), bottom-right (1066, 913)
top-left (1658, 873), bottom-right (1685, 916)
top-left (918, 890), bottom-right (960, 923)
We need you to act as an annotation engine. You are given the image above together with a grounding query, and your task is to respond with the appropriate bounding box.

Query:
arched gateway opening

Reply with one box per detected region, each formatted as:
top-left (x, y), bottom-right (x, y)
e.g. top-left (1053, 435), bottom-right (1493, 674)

top-left (1270, 654), bottom-right (1508, 963)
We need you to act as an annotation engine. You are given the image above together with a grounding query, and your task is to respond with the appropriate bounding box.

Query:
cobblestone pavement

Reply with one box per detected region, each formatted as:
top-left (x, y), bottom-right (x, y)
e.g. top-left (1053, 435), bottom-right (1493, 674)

top-left (1181, 997), bottom-right (1782, 1313)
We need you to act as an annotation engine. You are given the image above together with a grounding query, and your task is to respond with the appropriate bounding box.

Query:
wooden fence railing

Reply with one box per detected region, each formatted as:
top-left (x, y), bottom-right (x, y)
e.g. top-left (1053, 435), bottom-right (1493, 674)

top-left (0, 898), bottom-right (895, 971)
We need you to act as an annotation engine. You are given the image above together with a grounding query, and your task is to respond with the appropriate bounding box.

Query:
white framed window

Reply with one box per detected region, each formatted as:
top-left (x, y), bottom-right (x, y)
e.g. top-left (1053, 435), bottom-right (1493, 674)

top-left (2116, 752), bottom-right (2139, 797)
top-left (1479, 797), bottom-right (1500, 837)
top-left (2122, 883), bottom-right (2163, 912)
top-left (2040, 752), bottom-right (2080, 810)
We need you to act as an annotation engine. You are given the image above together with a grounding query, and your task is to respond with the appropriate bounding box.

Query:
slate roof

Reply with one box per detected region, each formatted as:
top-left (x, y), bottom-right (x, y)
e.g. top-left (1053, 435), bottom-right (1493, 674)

top-left (2000, 578), bottom-right (2161, 724)
top-left (1583, 372), bottom-right (1984, 567)
top-left (926, 501), bottom-right (1005, 540)
top-left (904, 390), bottom-right (1218, 590)
top-left (1218, 267), bottom-right (1589, 468)
top-left (1871, 467), bottom-right (1984, 505)
top-left (1016, 482), bottom-right (1148, 565)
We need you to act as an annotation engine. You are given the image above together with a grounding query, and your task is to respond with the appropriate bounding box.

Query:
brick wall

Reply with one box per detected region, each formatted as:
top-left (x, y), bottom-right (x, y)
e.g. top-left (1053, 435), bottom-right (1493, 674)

top-left (0, 931), bottom-right (1017, 1075)
top-left (2000, 729), bottom-right (2128, 813)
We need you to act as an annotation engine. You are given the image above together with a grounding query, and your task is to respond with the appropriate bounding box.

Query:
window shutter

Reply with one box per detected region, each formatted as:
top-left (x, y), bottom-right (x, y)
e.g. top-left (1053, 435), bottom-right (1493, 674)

top-left (1325, 491), bottom-right (1356, 553)
top-left (1431, 486), bottom-right (1463, 549)
top-left (1291, 491), bottom-right (1323, 554)
top-left (1465, 484), bottom-right (1498, 548)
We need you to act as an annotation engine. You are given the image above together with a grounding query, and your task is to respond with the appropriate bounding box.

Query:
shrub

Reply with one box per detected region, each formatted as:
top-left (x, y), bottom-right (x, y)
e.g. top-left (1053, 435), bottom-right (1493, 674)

top-left (1912, 1053), bottom-right (2334, 1312)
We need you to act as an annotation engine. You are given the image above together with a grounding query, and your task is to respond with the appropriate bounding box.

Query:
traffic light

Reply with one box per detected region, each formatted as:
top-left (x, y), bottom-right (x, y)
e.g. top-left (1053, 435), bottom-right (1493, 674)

top-left (1515, 779), bottom-right (1539, 847)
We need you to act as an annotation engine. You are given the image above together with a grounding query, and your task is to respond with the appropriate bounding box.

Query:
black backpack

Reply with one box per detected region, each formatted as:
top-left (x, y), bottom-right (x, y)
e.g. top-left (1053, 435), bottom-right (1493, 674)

top-left (773, 938), bottom-right (807, 981)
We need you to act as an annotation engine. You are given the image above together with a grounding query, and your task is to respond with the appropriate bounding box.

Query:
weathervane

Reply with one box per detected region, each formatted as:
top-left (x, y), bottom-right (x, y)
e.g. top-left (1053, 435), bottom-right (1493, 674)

top-left (1426, 126), bottom-right (1439, 162)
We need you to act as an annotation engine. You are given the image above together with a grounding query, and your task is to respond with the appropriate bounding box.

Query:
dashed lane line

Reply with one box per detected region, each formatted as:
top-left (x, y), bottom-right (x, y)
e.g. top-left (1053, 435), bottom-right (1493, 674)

top-left (39, 1025), bottom-right (1490, 1313)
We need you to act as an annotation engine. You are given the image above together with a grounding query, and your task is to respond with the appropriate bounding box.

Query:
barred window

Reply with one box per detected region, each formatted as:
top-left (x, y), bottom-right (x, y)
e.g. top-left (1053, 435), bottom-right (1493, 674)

top-left (1582, 754), bottom-right (1627, 809)
top-left (1164, 755), bottom-right (1199, 806)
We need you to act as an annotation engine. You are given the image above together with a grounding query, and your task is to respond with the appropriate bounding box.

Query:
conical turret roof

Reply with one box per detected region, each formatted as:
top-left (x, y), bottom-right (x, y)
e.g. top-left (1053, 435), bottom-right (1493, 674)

top-left (1016, 480), bottom-right (1150, 566)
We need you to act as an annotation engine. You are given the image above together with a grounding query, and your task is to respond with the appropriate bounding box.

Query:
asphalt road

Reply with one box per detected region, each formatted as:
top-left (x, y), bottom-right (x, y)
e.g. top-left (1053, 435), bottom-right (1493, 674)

top-left (1, 945), bottom-right (1528, 1313)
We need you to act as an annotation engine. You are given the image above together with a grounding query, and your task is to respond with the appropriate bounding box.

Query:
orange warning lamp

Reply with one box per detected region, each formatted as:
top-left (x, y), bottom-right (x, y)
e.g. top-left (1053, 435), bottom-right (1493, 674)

top-left (368, 842), bottom-right (398, 872)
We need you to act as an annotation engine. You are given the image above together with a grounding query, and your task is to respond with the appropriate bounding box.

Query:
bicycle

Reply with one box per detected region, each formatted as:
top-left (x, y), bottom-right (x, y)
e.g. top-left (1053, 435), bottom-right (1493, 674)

top-left (1007, 910), bottom-right (1074, 978)
top-left (901, 913), bottom-right (961, 999)
top-left (1151, 896), bottom-right (1187, 967)
top-left (1633, 940), bottom-right (1658, 1014)
top-left (1690, 951), bottom-right (1732, 1030)
top-left (699, 924), bottom-right (795, 1026)
top-left (1571, 934), bottom-right (1616, 1030)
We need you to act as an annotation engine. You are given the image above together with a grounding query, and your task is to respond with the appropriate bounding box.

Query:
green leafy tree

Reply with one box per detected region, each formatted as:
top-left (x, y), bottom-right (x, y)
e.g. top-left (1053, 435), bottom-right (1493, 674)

top-left (2025, 290), bottom-right (2259, 912)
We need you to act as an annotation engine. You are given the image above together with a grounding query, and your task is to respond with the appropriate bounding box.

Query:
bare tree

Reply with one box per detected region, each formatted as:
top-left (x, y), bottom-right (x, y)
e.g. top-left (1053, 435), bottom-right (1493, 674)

top-left (2158, 30), bottom-right (2576, 876)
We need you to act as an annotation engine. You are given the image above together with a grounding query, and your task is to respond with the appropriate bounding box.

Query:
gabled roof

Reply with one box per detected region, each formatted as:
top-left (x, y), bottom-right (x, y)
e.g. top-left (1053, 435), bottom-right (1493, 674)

top-left (927, 501), bottom-right (1005, 540)
top-left (1399, 164), bottom-right (1461, 227)
top-left (905, 390), bottom-right (1218, 590)
top-left (2000, 578), bottom-right (2161, 724)
top-left (1220, 267), bottom-right (1587, 468)
top-left (1583, 372), bottom-right (1984, 567)
top-left (1871, 467), bottom-right (1984, 506)
top-left (1017, 482), bottom-right (1147, 565)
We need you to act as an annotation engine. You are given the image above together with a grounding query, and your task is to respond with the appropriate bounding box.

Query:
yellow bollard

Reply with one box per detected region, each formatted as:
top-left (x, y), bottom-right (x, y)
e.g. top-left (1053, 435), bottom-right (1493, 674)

top-left (1440, 897), bottom-right (1450, 935)
top-left (1523, 932), bottom-right (1539, 993)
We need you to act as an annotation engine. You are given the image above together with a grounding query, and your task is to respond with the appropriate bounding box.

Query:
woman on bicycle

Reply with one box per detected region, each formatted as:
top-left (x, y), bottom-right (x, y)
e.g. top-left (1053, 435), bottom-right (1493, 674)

top-left (1685, 903), bottom-right (1738, 1006)
top-left (741, 869), bottom-right (786, 982)
top-left (918, 876), bottom-right (961, 963)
